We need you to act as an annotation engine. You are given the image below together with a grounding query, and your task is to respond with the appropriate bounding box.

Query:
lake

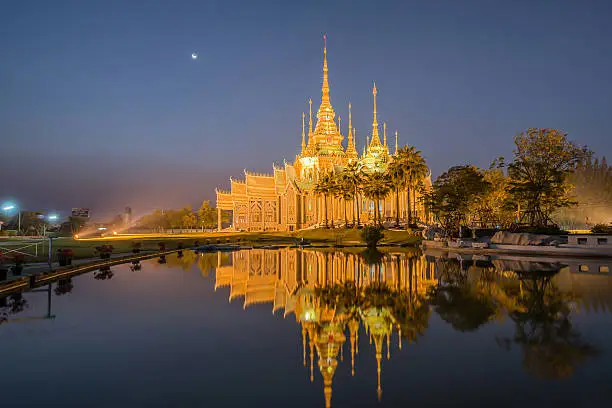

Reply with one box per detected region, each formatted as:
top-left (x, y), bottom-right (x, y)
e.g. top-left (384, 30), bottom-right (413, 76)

top-left (1, 248), bottom-right (611, 407)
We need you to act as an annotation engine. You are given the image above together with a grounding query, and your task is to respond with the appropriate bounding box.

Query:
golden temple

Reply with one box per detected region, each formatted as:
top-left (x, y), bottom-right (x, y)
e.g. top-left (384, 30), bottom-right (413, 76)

top-left (216, 39), bottom-right (432, 231)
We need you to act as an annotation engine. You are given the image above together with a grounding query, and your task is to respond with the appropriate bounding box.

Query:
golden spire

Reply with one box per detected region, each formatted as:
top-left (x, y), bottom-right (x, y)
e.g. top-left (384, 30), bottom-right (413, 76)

top-left (301, 112), bottom-right (306, 154)
top-left (369, 82), bottom-right (382, 148)
top-left (309, 99), bottom-right (313, 136)
top-left (346, 104), bottom-right (358, 158)
top-left (383, 122), bottom-right (387, 147)
top-left (338, 116), bottom-right (341, 134)
top-left (322, 34), bottom-right (330, 105)
top-left (398, 326), bottom-right (402, 350)
top-left (302, 324), bottom-right (307, 366)
top-left (312, 35), bottom-right (342, 148)
top-left (348, 103), bottom-right (352, 133)
top-left (395, 130), bottom-right (399, 155)
top-left (310, 336), bottom-right (315, 382)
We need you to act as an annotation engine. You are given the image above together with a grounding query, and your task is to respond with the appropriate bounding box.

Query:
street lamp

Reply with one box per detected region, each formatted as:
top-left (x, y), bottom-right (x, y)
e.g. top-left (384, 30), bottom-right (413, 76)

top-left (1, 202), bottom-right (20, 234)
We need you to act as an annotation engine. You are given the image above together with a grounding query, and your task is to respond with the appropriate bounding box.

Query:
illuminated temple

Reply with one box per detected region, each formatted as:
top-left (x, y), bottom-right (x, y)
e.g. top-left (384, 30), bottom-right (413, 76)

top-left (216, 40), bottom-right (432, 231)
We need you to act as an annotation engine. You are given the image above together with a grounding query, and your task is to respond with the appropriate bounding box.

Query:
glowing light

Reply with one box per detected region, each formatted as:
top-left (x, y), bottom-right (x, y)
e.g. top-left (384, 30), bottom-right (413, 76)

top-left (47, 214), bottom-right (58, 221)
top-left (74, 234), bottom-right (79, 239)
top-left (191, 53), bottom-right (198, 60)
top-left (2, 204), bottom-right (16, 211)
top-left (113, 231), bottom-right (118, 235)
top-left (97, 227), bottom-right (107, 231)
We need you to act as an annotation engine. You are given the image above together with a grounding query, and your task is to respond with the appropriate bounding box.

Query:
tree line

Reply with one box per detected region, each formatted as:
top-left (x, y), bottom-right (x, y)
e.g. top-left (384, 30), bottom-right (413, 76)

top-left (424, 128), bottom-right (596, 234)
top-left (135, 201), bottom-right (222, 230)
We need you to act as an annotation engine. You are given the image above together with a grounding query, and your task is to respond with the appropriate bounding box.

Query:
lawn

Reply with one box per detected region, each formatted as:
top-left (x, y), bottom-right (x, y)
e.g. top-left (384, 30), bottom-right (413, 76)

top-left (0, 228), bottom-right (422, 262)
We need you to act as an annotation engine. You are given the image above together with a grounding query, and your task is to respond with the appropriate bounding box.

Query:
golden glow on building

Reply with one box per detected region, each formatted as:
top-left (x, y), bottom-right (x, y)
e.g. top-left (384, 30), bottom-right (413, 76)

top-left (216, 39), bottom-right (431, 231)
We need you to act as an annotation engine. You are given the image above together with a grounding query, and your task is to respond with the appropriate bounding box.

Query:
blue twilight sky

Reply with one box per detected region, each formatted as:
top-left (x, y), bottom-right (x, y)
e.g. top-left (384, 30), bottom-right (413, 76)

top-left (1, 0), bottom-right (611, 219)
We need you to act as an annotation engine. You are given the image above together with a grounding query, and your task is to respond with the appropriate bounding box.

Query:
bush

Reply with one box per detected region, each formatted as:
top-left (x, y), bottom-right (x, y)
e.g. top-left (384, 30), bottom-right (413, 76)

top-left (361, 225), bottom-right (384, 248)
top-left (591, 224), bottom-right (612, 234)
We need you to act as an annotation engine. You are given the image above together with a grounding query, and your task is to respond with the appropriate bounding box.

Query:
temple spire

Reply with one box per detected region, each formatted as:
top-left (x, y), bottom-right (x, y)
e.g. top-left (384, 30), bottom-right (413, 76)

top-left (383, 122), bottom-right (387, 147)
top-left (346, 104), bottom-right (358, 158)
top-left (301, 112), bottom-right (306, 153)
top-left (348, 103), bottom-right (352, 134)
top-left (308, 99), bottom-right (313, 136)
top-left (322, 34), bottom-right (330, 105)
top-left (370, 83), bottom-right (382, 147)
top-left (395, 130), bottom-right (399, 155)
top-left (338, 116), bottom-right (341, 134)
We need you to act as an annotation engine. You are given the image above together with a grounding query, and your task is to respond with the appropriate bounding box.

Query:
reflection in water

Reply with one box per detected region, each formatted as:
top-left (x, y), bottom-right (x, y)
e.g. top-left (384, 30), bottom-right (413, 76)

top-left (213, 248), bottom-right (435, 407)
top-left (94, 266), bottom-right (114, 280)
top-left (211, 248), bottom-right (607, 408)
top-left (54, 278), bottom-right (74, 296)
top-left (501, 272), bottom-right (599, 379)
top-left (1, 248), bottom-right (610, 407)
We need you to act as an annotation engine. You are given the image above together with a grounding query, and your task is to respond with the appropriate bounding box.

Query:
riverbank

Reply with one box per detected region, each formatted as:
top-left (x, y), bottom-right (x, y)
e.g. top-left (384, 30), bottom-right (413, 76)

top-left (0, 228), bottom-right (422, 262)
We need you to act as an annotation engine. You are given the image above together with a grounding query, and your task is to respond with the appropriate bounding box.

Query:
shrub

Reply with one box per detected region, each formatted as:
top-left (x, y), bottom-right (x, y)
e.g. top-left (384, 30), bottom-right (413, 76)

top-left (361, 225), bottom-right (384, 248)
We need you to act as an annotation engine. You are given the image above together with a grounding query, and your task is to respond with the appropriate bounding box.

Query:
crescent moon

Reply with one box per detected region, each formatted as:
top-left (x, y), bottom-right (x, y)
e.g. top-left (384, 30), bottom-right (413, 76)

top-left (191, 53), bottom-right (198, 60)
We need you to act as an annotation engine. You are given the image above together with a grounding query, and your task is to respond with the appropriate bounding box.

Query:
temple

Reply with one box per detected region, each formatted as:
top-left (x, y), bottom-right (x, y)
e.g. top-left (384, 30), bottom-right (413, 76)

top-left (216, 39), bottom-right (432, 231)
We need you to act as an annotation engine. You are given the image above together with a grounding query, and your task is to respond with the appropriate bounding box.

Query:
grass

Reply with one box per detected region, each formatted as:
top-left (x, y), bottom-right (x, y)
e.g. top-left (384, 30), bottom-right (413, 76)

top-left (0, 228), bottom-right (422, 262)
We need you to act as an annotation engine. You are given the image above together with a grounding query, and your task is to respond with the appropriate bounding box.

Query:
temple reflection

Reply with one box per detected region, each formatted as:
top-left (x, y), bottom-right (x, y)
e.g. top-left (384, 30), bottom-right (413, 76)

top-left (212, 248), bottom-right (609, 407)
top-left (213, 248), bottom-right (432, 407)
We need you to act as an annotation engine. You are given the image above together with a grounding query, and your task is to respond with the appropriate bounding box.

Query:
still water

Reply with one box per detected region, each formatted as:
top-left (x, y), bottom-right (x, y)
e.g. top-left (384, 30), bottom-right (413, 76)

top-left (1, 248), bottom-right (611, 407)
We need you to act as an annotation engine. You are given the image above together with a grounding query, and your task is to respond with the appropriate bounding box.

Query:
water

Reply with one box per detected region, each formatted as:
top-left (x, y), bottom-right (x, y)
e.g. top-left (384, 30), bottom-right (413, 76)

top-left (1, 248), bottom-right (611, 407)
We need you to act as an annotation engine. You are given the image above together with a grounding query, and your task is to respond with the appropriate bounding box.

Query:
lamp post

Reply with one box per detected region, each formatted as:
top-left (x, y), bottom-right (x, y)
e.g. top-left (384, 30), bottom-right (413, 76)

top-left (1, 203), bottom-right (20, 235)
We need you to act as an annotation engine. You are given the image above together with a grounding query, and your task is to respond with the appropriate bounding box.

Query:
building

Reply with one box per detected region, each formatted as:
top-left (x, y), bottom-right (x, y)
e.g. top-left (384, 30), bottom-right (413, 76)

top-left (216, 40), bottom-right (431, 231)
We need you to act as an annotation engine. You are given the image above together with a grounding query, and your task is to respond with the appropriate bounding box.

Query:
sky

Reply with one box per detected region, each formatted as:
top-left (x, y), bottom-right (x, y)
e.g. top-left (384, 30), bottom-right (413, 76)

top-left (1, 0), bottom-right (611, 220)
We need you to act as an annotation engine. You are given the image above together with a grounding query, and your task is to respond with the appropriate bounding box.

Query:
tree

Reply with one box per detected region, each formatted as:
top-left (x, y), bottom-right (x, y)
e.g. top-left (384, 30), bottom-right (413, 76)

top-left (20, 211), bottom-right (47, 236)
top-left (362, 172), bottom-right (393, 225)
top-left (181, 211), bottom-right (197, 229)
top-left (314, 172), bottom-right (334, 228)
top-left (468, 160), bottom-right (514, 228)
top-left (508, 128), bottom-right (590, 227)
top-left (425, 165), bottom-right (489, 235)
top-left (198, 200), bottom-right (216, 229)
top-left (387, 157), bottom-right (407, 228)
top-left (344, 161), bottom-right (365, 227)
top-left (394, 146), bottom-right (429, 225)
top-left (335, 172), bottom-right (354, 227)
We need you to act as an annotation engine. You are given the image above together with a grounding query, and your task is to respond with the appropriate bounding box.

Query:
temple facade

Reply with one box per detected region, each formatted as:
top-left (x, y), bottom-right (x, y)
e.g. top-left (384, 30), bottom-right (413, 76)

top-left (216, 41), bottom-right (431, 231)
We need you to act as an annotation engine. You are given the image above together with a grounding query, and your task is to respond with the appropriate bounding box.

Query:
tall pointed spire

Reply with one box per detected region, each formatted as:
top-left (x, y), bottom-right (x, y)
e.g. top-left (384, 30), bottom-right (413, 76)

top-left (346, 104), bottom-right (358, 158)
top-left (348, 103), bottom-right (352, 134)
top-left (312, 35), bottom-right (342, 149)
top-left (308, 99), bottom-right (313, 136)
top-left (395, 130), bottom-right (399, 155)
top-left (383, 122), bottom-right (387, 147)
top-left (338, 116), bottom-right (341, 134)
top-left (322, 34), bottom-right (330, 105)
top-left (301, 112), bottom-right (306, 153)
top-left (369, 83), bottom-right (382, 148)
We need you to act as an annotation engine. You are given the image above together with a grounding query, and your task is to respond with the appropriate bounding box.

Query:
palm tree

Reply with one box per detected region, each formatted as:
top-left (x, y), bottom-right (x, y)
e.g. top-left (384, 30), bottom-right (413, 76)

top-left (314, 172), bottom-right (333, 228)
top-left (344, 161), bottom-right (365, 227)
top-left (387, 158), bottom-right (407, 228)
top-left (396, 146), bottom-right (429, 226)
top-left (362, 172), bottom-right (393, 225)
top-left (336, 172), bottom-right (354, 227)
